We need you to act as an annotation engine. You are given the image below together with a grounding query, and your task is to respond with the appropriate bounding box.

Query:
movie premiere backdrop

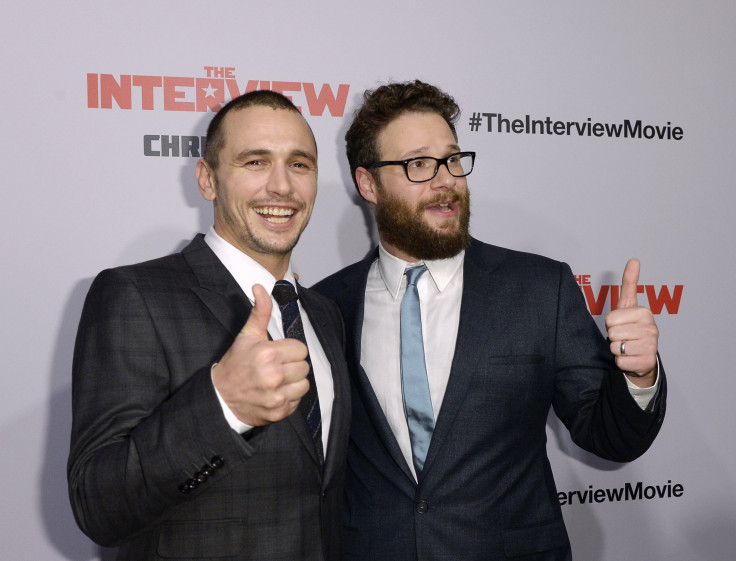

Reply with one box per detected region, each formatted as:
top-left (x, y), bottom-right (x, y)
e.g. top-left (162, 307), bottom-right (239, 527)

top-left (2, 1), bottom-right (734, 559)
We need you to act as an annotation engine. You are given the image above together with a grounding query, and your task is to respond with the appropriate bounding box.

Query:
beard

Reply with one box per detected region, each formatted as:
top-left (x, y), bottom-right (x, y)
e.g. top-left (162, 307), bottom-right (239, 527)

top-left (374, 184), bottom-right (471, 261)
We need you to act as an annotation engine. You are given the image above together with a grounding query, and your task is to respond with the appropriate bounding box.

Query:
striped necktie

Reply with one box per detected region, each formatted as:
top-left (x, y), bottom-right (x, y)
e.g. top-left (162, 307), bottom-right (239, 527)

top-left (272, 280), bottom-right (324, 465)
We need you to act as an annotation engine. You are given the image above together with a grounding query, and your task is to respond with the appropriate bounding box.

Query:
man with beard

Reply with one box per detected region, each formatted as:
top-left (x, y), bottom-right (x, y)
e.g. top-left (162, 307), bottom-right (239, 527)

top-left (68, 90), bottom-right (350, 561)
top-left (313, 80), bottom-right (665, 561)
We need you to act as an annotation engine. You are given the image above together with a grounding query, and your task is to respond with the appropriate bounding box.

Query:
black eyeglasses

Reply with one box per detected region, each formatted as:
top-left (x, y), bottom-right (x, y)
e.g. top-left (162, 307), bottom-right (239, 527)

top-left (367, 151), bottom-right (476, 183)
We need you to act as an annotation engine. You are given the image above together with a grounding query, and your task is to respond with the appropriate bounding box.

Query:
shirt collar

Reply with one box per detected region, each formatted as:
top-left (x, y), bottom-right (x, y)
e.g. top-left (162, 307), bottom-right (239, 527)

top-left (377, 241), bottom-right (465, 300)
top-left (204, 226), bottom-right (295, 302)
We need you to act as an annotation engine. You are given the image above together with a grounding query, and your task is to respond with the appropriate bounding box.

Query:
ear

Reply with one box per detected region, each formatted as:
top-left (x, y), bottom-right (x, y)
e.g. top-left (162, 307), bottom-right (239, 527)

top-left (196, 159), bottom-right (217, 201)
top-left (355, 166), bottom-right (378, 205)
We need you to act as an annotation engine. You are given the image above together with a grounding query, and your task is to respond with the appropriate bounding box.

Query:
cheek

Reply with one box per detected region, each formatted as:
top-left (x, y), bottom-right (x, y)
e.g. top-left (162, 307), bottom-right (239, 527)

top-left (299, 178), bottom-right (318, 205)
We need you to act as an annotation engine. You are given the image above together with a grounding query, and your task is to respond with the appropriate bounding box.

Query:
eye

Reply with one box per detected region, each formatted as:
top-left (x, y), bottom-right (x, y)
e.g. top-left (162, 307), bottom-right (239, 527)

top-left (289, 160), bottom-right (316, 174)
top-left (408, 158), bottom-right (430, 169)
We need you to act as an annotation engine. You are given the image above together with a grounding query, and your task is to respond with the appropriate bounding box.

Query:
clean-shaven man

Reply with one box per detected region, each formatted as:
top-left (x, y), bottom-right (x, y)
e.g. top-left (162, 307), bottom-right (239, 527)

top-left (69, 90), bottom-right (350, 561)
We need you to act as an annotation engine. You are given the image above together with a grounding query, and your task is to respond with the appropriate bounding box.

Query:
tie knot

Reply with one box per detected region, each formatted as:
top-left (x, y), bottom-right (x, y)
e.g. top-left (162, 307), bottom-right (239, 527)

top-left (404, 264), bottom-right (427, 287)
top-left (272, 280), bottom-right (298, 307)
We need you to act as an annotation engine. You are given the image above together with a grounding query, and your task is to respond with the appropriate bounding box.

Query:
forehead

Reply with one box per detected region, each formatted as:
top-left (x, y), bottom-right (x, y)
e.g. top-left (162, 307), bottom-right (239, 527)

top-left (219, 105), bottom-right (316, 157)
top-left (377, 111), bottom-right (457, 159)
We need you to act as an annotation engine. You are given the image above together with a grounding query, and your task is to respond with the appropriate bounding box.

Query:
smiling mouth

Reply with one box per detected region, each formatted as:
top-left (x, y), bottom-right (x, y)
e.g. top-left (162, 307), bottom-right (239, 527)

top-left (254, 206), bottom-right (295, 224)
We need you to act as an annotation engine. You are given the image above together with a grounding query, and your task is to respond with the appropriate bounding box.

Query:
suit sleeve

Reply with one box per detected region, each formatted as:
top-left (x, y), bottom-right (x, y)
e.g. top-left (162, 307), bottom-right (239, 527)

top-left (67, 269), bottom-right (253, 546)
top-left (551, 263), bottom-right (666, 462)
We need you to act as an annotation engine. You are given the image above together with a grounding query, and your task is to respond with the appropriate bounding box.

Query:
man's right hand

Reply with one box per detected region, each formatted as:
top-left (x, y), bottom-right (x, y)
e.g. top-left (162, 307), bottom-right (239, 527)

top-left (213, 284), bottom-right (310, 426)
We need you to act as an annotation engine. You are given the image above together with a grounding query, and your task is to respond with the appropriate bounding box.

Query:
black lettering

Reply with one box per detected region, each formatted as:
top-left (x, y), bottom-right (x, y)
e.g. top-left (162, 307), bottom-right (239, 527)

top-left (624, 119), bottom-right (642, 138)
top-left (144, 134), bottom-right (160, 156)
top-left (161, 135), bottom-right (180, 157)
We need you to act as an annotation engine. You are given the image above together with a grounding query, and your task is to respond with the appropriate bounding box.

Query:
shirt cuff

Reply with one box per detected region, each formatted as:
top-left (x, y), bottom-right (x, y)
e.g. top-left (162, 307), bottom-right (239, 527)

top-left (623, 357), bottom-right (661, 410)
top-left (211, 363), bottom-right (253, 434)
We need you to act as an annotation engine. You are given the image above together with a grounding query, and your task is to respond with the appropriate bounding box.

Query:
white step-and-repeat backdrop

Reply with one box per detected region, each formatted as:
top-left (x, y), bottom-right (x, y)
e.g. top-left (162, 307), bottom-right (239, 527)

top-left (2, 1), bottom-right (734, 559)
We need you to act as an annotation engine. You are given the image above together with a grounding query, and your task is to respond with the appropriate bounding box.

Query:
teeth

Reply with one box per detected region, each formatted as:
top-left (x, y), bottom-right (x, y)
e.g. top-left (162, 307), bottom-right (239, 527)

top-left (254, 207), bottom-right (295, 217)
top-left (254, 207), bottom-right (295, 222)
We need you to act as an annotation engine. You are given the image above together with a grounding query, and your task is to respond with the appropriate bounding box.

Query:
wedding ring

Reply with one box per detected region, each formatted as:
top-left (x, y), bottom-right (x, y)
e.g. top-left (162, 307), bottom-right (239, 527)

top-left (620, 340), bottom-right (627, 355)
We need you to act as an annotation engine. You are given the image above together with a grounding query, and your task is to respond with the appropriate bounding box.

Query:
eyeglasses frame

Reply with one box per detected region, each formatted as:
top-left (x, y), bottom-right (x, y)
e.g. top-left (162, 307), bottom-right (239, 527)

top-left (365, 151), bottom-right (476, 183)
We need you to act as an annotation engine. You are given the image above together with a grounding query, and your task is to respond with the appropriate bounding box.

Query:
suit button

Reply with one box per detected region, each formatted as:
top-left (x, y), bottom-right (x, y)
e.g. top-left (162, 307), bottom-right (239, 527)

top-left (201, 464), bottom-right (215, 477)
top-left (194, 471), bottom-right (207, 483)
top-left (210, 456), bottom-right (224, 469)
top-left (185, 478), bottom-right (200, 490)
top-left (416, 501), bottom-right (429, 514)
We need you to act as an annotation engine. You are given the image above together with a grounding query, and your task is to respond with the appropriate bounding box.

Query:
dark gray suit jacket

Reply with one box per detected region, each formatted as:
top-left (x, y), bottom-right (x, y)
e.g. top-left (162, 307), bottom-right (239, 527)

top-left (313, 238), bottom-right (665, 561)
top-left (68, 234), bottom-right (351, 561)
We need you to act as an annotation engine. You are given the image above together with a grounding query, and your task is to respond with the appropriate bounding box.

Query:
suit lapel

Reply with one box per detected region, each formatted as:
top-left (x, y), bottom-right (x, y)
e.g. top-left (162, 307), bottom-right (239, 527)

top-left (421, 240), bottom-right (505, 478)
top-left (182, 234), bottom-right (252, 339)
top-left (339, 251), bottom-right (417, 486)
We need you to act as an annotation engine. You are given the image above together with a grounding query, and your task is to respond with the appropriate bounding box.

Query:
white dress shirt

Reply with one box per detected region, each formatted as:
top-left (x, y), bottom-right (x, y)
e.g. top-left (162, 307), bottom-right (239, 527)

top-left (361, 244), bottom-right (464, 480)
top-left (204, 227), bottom-right (334, 452)
top-left (361, 242), bottom-right (658, 480)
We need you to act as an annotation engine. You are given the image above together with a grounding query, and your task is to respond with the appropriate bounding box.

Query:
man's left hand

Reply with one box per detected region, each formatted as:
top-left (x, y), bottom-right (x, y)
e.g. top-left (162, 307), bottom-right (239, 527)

top-left (605, 258), bottom-right (659, 388)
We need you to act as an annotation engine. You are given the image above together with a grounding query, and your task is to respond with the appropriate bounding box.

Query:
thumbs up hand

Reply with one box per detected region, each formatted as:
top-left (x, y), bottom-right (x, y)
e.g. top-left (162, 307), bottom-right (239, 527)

top-left (604, 259), bottom-right (659, 387)
top-left (213, 284), bottom-right (310, 426)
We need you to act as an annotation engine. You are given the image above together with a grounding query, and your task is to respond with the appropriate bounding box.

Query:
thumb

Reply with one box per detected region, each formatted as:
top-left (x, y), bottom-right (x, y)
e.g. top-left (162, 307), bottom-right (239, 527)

top-left (241, 284), bottom-right (272, 339)
top-left (617, 258), bottom-right (641, 310)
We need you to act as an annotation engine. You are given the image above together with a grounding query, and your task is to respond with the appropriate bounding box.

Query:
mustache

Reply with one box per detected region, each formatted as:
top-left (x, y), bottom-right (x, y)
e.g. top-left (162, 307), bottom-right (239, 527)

top-left (422, 191), bottom-right (464, 206)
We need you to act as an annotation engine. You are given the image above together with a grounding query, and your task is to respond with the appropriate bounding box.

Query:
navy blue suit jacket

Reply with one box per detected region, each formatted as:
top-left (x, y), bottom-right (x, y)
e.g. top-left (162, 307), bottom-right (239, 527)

top-left (313, 238), bottom-right (665, 561)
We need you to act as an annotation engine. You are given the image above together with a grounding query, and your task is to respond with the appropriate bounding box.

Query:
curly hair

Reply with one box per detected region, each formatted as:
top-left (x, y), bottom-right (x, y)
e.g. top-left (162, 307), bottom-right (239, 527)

top-left (345, 80), bottom-right (461, 193)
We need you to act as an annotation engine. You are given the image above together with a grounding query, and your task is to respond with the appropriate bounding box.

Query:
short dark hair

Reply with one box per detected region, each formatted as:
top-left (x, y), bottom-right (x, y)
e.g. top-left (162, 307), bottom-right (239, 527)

top-left (345, 80), bottom-right (461, 193)
top-left (204, 90), bottom-right (306, 170)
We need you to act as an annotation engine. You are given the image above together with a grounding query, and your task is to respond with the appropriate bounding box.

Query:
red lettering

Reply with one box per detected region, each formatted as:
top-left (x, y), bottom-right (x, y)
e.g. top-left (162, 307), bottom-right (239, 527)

top-left (163, 77), bottom-right (195, 111)
top-left (87, 73), bottom-right (98, 108)
top-left (133, 76), bottom-right (162, 111)
top-left (225, 78), bottom-right (260, 99)
top-left (609, 285), bottom-right (620, 311)
top-left (645, 285), bottom-right (683, 314)
top-left (100, 74), bottom-right (131, 109)
top-left (89, 72), bottom-right (350, 116)
top-left (582, 285), bottom-right (609, 316)
top-left (272, 81), bottom-right (303, 111)
top-left (303, 83), bottom-right (350, 117)
top-left (196, 78), bottom-right (225, 112)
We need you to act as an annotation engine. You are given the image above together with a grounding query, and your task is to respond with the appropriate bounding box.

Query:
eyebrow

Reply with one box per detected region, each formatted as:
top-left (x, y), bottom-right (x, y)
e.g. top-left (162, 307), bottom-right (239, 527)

top-left (399, 144), bottom-right (461, 159)
top-left (232, 148), bottom-right (317, 166)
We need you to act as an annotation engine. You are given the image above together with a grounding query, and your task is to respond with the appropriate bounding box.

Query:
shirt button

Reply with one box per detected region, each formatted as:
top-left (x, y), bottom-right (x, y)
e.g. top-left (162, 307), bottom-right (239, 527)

top-left (416, 501), bottom-right (429, 514)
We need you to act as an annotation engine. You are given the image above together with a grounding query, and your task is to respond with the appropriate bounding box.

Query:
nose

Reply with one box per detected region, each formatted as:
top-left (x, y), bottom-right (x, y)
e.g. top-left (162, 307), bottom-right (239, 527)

top-left (429, 161), bottom-right (457, 190)
top-left (266, 163), bottom-right (293, 196)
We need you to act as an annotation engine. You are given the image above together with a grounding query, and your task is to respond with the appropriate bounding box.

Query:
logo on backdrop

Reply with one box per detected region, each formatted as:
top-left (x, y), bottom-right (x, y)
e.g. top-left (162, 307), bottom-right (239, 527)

top-left (468, 112), bottom-right (683, 141)
top-left (87, 67), bottom-right (350, 116)
top-left (86, 67), bottom-right (351, 158)
top-left (575, 274), bottom-right (683, 315)
top-left (558, 480), bottom-right (684, 506)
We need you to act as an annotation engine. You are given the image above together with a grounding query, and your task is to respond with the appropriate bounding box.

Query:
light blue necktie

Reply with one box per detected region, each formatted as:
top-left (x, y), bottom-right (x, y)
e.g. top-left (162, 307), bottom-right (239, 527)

top-left (400, 264), bottom-right (435, 475)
